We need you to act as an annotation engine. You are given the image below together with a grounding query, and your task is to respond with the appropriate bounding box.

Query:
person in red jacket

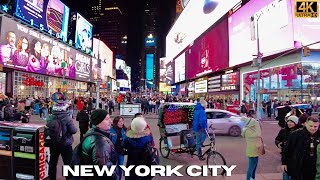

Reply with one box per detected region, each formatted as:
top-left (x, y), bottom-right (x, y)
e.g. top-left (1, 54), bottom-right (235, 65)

top-left (77, 97), bottom-right (84, 111)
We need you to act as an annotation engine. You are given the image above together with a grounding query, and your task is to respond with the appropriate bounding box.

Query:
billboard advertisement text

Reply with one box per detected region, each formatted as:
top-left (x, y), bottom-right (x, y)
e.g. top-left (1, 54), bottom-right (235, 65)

top-left (15, 0), bottom-right (70, 42)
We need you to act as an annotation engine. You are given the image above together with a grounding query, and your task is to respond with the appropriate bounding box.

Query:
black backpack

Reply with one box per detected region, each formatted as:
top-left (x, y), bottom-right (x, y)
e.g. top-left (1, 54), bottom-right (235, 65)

top-left (44, 115), bottom-right (64, 147)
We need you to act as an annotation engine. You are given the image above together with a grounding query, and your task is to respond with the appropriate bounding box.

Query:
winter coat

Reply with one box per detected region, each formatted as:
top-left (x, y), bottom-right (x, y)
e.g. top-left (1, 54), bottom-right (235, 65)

top-left (241, 117), bottom-right (264, 157)
top-left (49, 111), bottom-right (77, 146)
top-left (110, 126), bottom-right (127, 155)
top-left (275, 126), bottom-right (298, 153)
top-left (124, 128), bottom-right (153, 180)
top-left (192, 102), bottom-right (208, 132)
top-left (81, 127), bottom-right (118, 180)
top-left (283, 127), bottom-right (320, 179)
top-left (76, 110), bottom-right (90, 130)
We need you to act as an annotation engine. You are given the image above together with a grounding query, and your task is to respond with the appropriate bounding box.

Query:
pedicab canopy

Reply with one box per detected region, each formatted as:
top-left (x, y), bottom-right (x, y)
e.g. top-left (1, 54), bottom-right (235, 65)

top-left (158, 103), bottom-right (196, 136)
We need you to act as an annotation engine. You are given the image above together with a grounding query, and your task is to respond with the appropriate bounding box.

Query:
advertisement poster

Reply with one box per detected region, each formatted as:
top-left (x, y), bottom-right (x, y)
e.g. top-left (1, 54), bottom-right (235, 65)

top-left (228, 0), bottom-right (294, 67)
top-left (186, 19), bottom-right (229, 79)
top-left (159, 82), bottom-right (171, 92)
top-left (221, 72), bottom-right (239, 91)
top-left (91, 58), bottom-right (101, 81)
top-left (166, 60), bottom-right (174, 86)
top-left (146, 54), bottom-right (154, 81)
top-left (0, 16), bottom-right (92, 82)
top-left (174, 52), bottom-right (186, 83)
top-left (195, 79), bottom-right (208, 93)
top-left (15, 0), bottom-right (70, 42)
top-left (75, 13), bottom-right (93, 52)
top-left (93, 38), bottom-right (113, 78)
top-left (160, 57), bottom-right (168, 82)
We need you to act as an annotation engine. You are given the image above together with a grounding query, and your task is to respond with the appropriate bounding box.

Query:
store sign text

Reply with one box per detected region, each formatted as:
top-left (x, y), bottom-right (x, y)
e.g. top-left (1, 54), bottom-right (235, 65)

top-left (75, 53), bottom-right (90, 76)
top-left (39, 132), bottom-right (46, 179)
top-left (22, 74), bottom-right (44, 87)
top-left (221, 86), bottom-right (237, 91)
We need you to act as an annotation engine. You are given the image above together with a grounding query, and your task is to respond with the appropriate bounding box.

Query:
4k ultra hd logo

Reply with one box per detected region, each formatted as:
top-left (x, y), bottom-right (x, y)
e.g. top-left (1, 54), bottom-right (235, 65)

top-left (295, 0), bottom-right (319, 18)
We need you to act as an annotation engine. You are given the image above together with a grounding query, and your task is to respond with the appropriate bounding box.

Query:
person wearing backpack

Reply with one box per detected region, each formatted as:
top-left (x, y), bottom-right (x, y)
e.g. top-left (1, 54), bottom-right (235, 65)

top-left (81, 109), bottom-right (119, 179)
top-left (124, 117), bottom-right (154, 180)
top-left (4, 103), bottom-right (14, 121)
top-left (45, 92), bottom-right (77, 180)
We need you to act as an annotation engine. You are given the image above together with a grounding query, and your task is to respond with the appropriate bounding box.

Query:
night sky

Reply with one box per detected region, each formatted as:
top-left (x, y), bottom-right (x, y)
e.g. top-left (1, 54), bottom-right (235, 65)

top-left (62, 0), bottom-right (175, 89)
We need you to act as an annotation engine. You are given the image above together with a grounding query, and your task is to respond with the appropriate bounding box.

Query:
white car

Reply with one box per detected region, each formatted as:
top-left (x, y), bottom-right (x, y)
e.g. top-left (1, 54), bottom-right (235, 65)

top-left (206, 109), bottom-right (245, 137)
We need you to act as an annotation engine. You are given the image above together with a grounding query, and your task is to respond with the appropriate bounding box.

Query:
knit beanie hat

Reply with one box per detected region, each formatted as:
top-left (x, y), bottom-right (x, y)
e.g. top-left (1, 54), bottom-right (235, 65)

top-left (286, 115), bottom-right (299, 125)
top-left (131, 117), bottom-right (147, 133)
top-left (51, 92), bottom-right (69, 111)
top-left (91, 109), bottom-right (109, 125)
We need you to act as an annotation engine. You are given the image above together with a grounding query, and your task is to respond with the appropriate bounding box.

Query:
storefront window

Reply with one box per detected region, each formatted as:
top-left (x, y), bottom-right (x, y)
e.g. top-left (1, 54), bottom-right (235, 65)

top-left (0, 73), bottom-right (6, 94)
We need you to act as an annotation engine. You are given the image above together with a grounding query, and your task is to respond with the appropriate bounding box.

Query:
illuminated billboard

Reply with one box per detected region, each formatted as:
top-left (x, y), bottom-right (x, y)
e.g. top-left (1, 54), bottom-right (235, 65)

top-left (159, 82), bottom-right (171, 92)
top-left (74, 13), bottom-right (93, 52)
top-left (146, 54), bottom-right (154, 81)
top-left (15, 0), bottom-right (70, 42)
top-left (0, 16), bottom-right (92, 82)
top-left (145, 38), bottom-right (156, 47)
top-left (166, 0), bottom-right (241, 60)
top-left (93, 38), bottom-right (113, 79)
top-left (174, 52), bottom-right (185, 83)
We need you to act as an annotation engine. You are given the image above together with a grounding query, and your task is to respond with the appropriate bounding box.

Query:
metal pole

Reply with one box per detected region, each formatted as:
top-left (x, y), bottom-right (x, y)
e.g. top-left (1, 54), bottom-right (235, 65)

top-left (256, 14), bottom-right (262, 120)
top-left (96, 81), bottom-right (100, 109)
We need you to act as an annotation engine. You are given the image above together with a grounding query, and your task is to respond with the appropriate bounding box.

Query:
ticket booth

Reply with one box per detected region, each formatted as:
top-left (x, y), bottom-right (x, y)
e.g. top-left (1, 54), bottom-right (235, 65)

top-left (0, 122), bottom-right (49, 180)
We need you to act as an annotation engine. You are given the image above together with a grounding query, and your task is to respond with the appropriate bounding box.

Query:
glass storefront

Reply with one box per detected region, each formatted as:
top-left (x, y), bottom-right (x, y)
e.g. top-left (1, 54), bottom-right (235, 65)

top-left (243, 62), bottom-right (320, 103)
top-left (13, 71), bottom-right (89, 98)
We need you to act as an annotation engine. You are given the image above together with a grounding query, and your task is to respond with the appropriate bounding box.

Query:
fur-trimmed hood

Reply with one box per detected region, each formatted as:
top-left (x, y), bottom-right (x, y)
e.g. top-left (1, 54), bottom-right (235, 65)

top-left (126, 128), bottom-right (151, 139)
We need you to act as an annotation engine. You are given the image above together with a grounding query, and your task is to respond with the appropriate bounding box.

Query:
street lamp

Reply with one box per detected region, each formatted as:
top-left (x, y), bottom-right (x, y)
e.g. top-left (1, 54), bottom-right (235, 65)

top-left (251, 13), bottom-right (263, 120)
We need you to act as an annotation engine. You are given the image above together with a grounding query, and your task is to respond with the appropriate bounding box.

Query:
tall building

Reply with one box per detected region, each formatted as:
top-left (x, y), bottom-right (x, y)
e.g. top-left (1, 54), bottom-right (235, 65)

top-left (88, 0), bottom-right (127, 62)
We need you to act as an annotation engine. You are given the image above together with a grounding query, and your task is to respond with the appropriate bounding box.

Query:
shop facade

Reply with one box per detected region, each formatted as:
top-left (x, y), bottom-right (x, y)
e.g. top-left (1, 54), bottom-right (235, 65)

top-left (207, 71), bottom-right (240, 102)
top-left (240, 52), bottom-right (320, 103)
top-left (194, 77), bottom-right (208, 98)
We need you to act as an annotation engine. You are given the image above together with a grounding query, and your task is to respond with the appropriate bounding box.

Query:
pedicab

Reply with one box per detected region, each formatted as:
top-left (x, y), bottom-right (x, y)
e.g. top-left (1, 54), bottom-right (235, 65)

top-left (276, 104), bottom-right (313, 127)
top-left (157, 102), bottom-right (227, 175)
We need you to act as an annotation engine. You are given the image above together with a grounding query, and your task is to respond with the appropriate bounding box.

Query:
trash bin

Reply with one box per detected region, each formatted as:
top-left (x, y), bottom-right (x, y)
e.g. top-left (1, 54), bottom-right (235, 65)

top-left (0, 122), bottom-right (49, 180)
top-left (0, 125), bottom-right (14, 180)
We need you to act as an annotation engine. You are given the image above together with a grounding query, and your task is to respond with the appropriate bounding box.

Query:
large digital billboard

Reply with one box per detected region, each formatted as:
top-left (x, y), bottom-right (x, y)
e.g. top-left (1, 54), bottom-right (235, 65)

top-left (0, 16), bottom-right (92, 82)
top-left (15, 0), bottom-right (70, 42)
top-left (159, 57), bottom-right (167, 82)
top-left (146, 54), bottom-right (154, 81)
top-left (228, 0), bottom-right (294, 67)
top-left (174, 52), bottom-right (185, 83)
top-left (166, 60), bottom-right (174, 85)
top-left (166, 0), bottom-right (241, 60)
top-left (186, 19), bottom-right (229, 79)
top-left (74, 13), bottom-right (93, 52)
top-left (93, 38), bottom-right (113, 79)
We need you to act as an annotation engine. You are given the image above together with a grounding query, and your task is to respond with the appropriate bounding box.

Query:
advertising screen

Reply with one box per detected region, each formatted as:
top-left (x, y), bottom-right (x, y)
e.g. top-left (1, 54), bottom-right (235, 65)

top-left (174, 52), bottom-right (185, 83)
top-left (186, 19), bottom-right (229, 79)
top-left (75, 13), bottom-right (93, 52)
top-left (91, 58), bottom-right (101, 81)
top-left (145, 38), bottom-right (156, 47)
top-left (112, 79), bottom-right (117, 92)
top-left (166, 60), bottom-right (174, 85)
top-left (93, 38), bottom-right (113, 79)
top-left (116, 59), bottom-right (126, 70)
top-left (159, 82), bottom-right (171, 92)
top-left (221, 72), bottom-right (239, 91)
top-left (166, 0), bottom-right (241, 60)
top-left (160, 57), bottom-right (168, 82)
top-left (0, 16), bottom-right (92, 82)
top-left (228, 0), bottom-right (294, 67)
top-left (146, 54), bottom-right (154, 81)
top-left (15, 0), bottom-right (70, 42)
top-left (195, 79), bottom-right (207, 93)
top-left (118, 79), bottom-right (129, 88)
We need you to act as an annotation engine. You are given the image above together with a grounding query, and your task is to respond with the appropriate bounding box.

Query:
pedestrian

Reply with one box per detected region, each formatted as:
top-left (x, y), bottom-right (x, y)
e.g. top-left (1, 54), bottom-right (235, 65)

top-left (241, 116), bottom-right (265, 180)
top-left (124, 117), bottom-right (154, 180)
top-left (47, 92), bottom-right (77, 180)
top-left (275, 115), bottom-right (299, 180)
top-left (192, 97), bottom-right (208, 161)
top-left (110, 116), bottom-right (127, 179)
top-left (81, 109), bottom-right (119, 179)
top-left (282, 116), bottom-right (320, 180)
top-left (76, 106), bottom-right (90, 141)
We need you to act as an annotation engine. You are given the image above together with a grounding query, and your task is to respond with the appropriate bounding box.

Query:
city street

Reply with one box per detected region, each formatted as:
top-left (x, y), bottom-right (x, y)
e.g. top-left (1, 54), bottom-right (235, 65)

top-left (29, 109), bottom-right (283, 179)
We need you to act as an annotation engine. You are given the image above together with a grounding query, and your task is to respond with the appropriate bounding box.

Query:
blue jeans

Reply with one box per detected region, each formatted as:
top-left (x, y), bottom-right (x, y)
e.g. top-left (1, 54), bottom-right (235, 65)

top-left (117, 155), bottom-right (125, 179)
top-left (42, 108), bottom-right (48, 119)
top-left (283, 171), bottom-right (290, 180)
top-left (195, 129), bottom-right (206, 156)
top-left (247, 157), bottom-right (259, 180)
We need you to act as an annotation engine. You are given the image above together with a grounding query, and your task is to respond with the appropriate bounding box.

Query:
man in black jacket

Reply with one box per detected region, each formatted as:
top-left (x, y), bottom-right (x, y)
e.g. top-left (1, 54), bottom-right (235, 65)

top-left (82, 109), bottom-right (118, 179)
top-left (282, 116), bottom-right (320, 180)
top-left (76, 106), bottom-right (90, 141)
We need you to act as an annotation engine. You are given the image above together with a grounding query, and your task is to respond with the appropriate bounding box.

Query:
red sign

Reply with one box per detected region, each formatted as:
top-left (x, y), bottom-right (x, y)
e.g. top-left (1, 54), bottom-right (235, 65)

top-left (39, 132), bottom-right (46, 179)
top-left (22, 74), bottom-right (44, 87)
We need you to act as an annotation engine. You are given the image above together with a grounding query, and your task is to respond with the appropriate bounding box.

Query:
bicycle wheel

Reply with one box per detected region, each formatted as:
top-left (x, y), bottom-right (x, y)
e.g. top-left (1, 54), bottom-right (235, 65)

top-left (207, 151), bottom-right (226, 175)
top-left (159, 138), bottom-right (170, 158)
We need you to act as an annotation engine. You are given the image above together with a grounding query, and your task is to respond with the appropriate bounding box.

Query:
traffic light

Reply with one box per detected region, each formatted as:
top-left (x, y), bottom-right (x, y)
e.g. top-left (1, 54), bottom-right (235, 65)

top-left (303, 47), bottom-right (311, 57)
